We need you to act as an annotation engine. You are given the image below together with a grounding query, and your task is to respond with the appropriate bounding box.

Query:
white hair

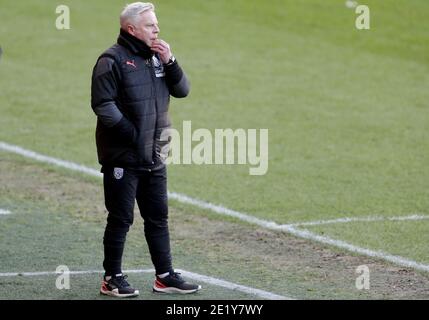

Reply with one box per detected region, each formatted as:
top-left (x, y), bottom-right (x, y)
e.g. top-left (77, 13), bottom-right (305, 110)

top-left (120, 2), bottom-right (155, 27)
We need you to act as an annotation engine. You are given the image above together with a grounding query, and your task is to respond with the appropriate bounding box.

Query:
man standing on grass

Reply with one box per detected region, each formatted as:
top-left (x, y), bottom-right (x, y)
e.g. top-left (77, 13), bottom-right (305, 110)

top-left (91, 2), bottom-right (201, 298)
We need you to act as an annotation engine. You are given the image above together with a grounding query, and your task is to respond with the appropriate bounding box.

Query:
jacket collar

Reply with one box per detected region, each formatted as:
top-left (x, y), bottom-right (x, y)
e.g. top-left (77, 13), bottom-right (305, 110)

top-left (117, 28), bottom-right (153, 59)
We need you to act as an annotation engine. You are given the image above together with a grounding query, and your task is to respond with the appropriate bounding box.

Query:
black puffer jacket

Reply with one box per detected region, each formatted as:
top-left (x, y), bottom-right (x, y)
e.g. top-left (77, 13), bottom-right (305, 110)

top-left (91, 29), bottom-right (189, 170)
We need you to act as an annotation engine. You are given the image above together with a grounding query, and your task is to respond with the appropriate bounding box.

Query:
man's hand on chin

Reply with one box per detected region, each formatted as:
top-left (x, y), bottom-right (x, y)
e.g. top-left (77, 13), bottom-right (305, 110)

top-left (151, 39), bottom-right (173, 64)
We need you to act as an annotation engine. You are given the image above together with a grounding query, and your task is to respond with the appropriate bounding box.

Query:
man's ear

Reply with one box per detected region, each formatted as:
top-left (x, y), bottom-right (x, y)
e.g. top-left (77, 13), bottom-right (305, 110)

top-left (126, 24), bottom-right (135, 36)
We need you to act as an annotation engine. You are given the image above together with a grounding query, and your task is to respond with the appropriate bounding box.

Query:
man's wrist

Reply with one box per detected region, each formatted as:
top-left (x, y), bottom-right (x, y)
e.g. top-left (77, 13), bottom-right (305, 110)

top-left (164, 55), bottom-right (176, 66)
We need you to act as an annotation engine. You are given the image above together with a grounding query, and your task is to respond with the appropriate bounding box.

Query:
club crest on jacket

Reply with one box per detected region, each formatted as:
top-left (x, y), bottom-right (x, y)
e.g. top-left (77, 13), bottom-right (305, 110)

top-left (152, 55), bottom-right (165, 78)
top-left (113, 167), bottom-right (124, 179)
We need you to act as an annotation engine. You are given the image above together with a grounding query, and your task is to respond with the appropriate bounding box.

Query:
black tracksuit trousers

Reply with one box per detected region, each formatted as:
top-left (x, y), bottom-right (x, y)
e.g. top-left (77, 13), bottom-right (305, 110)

top-left (102, 166), bottom-right (173, 276)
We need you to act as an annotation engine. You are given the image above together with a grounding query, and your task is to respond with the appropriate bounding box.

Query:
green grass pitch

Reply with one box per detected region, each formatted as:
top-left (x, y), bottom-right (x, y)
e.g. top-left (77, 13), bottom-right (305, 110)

top-left (0, 0), bottom-right (428, 299)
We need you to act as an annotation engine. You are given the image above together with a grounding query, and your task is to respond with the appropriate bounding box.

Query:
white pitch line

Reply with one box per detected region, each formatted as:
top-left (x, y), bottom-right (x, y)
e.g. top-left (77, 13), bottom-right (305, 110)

top-left (175, 269), bottom-right (288, 300)
top-left (288, 214), bottom-right (429, 227)
top-left (0, 209), bottom-right (12, 215)
top-left (0, 141), bottom-right (279, 228)
top-left (282, 225), bottom-right (429, 273)
top-left (0, 142), bottom-right (102, 178)
top-left (0, 268), bottom-right (289, 300)
top-left (1, 141), bottom-right (429, 274)
top-left (0, 269), bottom-right (121, 277)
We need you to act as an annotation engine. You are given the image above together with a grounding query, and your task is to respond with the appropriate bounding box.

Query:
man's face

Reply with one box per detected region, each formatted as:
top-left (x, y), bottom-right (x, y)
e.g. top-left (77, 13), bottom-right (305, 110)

top-left (127, 10), bottom-right (160, 47)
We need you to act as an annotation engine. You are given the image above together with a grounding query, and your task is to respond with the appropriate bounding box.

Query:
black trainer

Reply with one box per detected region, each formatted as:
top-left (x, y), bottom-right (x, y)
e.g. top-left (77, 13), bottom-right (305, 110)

top-left (100, 274), bottom-right (139, 298)
top-left (153, 271), bottom-right (202, 294)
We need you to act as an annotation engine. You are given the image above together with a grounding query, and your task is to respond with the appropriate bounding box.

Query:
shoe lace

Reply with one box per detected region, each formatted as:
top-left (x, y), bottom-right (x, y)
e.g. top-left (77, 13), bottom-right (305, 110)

top-left (169, 272), bottom-right (184, 282)
top-left (113, 275), bottom-right (130, 288)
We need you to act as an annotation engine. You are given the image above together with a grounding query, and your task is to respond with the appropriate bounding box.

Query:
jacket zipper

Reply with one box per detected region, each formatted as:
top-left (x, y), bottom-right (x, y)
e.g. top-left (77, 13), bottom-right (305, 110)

top-left (147, 57), bottom-right (158, 167)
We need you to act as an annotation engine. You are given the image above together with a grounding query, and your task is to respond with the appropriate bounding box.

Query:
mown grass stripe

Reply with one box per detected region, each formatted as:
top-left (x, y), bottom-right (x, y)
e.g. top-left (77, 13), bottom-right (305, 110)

top-left (2, 140), bottom-right (429, 274)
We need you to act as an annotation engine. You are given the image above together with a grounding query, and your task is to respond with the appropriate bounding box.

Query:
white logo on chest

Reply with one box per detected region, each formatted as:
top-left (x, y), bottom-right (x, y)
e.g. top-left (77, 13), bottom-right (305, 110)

top-left (152, 55), bottom-right (165, 78)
